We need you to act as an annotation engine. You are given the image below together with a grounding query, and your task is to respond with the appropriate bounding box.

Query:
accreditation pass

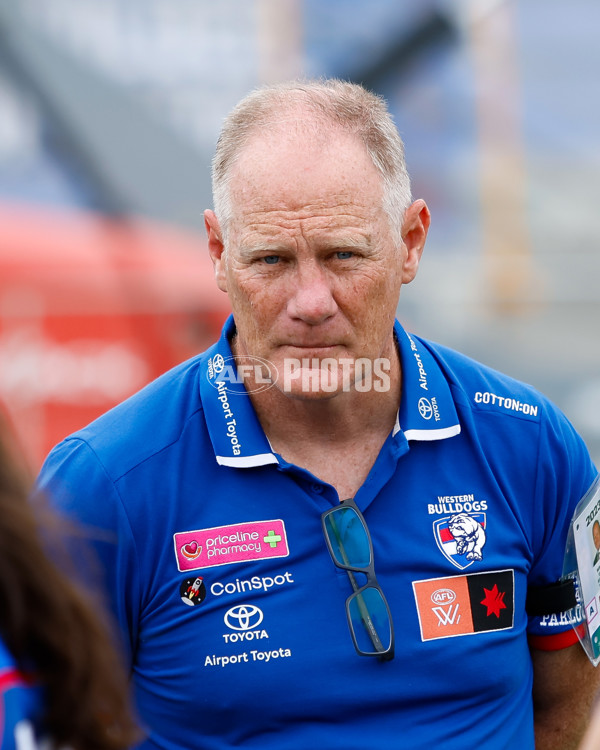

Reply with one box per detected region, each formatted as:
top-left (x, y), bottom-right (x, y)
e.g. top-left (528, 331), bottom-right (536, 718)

top-left (571, 477), bottom-right (600, 664)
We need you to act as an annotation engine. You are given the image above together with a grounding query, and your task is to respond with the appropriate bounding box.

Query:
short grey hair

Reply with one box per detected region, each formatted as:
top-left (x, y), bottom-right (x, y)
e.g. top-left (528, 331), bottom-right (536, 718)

top-left (211, 78), bottom-right (412, 244)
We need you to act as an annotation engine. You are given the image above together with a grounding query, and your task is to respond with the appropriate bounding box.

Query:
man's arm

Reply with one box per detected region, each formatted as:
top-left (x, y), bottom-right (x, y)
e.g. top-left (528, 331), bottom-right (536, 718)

top-left (532, 643), bottom-right (600, 750)
top-left (577, 698), bottom-right (600, 750)
top-left (37, 438), bottom-right (141, 666)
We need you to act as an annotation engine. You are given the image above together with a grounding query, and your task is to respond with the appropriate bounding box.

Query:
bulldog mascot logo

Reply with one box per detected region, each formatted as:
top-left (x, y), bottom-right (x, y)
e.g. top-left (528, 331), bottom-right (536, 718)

top-left (433, 512), bottom-right (487, 570)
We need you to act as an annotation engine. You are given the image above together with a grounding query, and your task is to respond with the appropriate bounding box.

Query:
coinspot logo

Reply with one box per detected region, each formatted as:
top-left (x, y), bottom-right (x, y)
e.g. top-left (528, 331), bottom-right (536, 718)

top-left (224, 604), bottom-right (264, 631)
top-left (207, 355), bottom-right (278, 394)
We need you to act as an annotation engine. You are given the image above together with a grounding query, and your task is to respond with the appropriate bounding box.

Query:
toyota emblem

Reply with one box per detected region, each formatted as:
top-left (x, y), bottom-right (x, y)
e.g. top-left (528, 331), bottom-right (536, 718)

top-left (224, 604), bottom-right (264, 631)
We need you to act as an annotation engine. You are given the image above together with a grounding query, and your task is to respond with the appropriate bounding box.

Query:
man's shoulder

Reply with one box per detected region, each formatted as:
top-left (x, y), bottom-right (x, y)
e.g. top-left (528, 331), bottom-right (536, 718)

top-left (415, 335), bottom-right (556, 424)
top-left (416, 335), bottom-right (597, 501)
top-left (52, 353), bottom-right (208, 481)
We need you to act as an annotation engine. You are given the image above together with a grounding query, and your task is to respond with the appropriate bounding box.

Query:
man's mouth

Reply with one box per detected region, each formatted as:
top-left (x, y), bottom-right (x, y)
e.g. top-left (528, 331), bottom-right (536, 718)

top-left (283, 341), bottom-right (341, 349)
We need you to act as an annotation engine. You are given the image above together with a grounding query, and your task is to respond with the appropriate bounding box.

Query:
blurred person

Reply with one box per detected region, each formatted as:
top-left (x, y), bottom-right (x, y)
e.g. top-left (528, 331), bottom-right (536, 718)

top-left (38, 79), bottom-right (599, 749)
top-left (0, 413), bottom-right (138, 750)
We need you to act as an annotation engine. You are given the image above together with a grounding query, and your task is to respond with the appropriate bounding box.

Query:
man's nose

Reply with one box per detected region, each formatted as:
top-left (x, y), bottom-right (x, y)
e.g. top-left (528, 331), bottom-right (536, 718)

top-left (286, 262), bottom-right (338, 324)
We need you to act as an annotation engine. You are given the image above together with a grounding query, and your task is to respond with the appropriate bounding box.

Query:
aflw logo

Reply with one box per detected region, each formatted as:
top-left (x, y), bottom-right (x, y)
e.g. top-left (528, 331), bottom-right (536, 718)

top-left (413, 570), bottom-right (515, 642)
top-left (431, 587), bottom-right (460, 626)
top-left (433, 603), bottom-right (461, 626)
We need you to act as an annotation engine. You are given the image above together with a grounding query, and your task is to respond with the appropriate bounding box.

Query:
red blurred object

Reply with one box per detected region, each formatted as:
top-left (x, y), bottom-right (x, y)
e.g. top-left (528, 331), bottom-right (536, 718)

top-left (0, 203), bottom-right (231, 470)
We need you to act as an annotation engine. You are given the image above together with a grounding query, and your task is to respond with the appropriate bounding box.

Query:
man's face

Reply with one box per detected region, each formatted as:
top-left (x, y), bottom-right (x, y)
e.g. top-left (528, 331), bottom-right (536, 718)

top-left (206, 127), bottom-right (428, 399)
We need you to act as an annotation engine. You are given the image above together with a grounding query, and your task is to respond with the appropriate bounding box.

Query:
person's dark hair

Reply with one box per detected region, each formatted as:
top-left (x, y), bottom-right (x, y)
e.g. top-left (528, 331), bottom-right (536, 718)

top-left (0, 416), bottom-right (139, 750)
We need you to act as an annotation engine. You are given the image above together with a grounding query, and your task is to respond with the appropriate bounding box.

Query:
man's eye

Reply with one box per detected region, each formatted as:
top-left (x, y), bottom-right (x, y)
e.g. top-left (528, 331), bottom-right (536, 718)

top-left (262, 255), bottom-right (280, 265)
top-left (336, 251), bottom-right (354, 260)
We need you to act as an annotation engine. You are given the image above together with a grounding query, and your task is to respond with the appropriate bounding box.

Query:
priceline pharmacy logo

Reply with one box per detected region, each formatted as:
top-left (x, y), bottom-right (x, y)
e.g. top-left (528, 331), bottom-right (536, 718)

top-left (207, 354), bottom-right (391, 394)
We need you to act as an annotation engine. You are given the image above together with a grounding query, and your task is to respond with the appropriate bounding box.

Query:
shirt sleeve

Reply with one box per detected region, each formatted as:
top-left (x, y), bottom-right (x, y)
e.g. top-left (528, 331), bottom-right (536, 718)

top-left (0, 668), bottom-right (43, 750)
top-left (36, 438), bottom-right (142, 668)
top-left (526, 399), bottom-right (598, 646)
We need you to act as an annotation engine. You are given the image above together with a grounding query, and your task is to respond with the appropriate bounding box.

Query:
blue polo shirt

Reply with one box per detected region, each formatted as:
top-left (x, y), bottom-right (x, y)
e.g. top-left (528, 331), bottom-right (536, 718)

top-left (38, 317), bottom-right (597, 750)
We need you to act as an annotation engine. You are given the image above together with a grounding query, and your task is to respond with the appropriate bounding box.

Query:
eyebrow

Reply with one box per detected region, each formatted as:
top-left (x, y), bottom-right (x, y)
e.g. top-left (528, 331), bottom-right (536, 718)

top-left (317, 233), bottom-right (374, 250)
top-left (236, 232), bottom-right (374, 259)
top-left (236, 243), bottom-right (287, 260)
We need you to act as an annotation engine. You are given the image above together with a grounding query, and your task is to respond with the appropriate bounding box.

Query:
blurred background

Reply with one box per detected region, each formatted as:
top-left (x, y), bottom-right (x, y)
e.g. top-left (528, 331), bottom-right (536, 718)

top-left (0, 0), bottom-right (598, 469)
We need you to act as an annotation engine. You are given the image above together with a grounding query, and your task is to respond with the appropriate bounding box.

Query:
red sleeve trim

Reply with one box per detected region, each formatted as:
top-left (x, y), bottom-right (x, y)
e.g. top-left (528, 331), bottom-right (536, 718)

top-left (0, 668), bottom-right (33, 742)
top-left (528, 624), bottom-right (585, 651)
top-left (0, 668), bottom-right (26, 693)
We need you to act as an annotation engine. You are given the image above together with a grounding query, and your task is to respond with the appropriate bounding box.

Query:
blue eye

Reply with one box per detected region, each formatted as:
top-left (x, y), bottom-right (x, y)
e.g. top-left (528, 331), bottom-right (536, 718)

top-left (263, 255), bottom-right (280, 265)
top-left (336, 251), bottom-right (354, 260)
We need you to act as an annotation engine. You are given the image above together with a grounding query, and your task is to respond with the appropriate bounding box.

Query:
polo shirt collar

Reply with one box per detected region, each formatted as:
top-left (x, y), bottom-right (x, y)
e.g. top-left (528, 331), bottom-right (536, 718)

top-left (393, 320), bottom-right (461, 442)
top-left (199, 316), bottom-right (460, 468)
top-left (199, 316), bottom-right (279, 468)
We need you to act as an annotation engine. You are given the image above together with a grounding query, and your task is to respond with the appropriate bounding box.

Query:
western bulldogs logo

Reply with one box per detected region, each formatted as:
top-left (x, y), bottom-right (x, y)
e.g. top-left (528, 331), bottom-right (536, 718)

top-left (434, 513), bottom-right (486, 570)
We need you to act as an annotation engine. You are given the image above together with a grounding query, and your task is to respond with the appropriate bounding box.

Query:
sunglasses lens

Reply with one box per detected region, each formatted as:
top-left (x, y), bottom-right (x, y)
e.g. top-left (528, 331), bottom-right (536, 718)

top-left (324, 506), bottom-right (371, 568)
top-left (348, 586), bottom-right (392, 655)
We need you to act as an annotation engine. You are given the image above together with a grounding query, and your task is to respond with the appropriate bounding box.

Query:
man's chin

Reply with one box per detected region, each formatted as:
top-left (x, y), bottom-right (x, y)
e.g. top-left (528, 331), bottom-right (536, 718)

top-left (279, 384), bottom-right (343, 402)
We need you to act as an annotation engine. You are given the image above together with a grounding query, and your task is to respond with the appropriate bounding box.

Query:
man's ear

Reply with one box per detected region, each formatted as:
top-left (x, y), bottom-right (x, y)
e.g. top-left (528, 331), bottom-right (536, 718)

top-left (400, 199), bottom-right (430, 284)
top-left (204, 209), bottom-right (228, 293)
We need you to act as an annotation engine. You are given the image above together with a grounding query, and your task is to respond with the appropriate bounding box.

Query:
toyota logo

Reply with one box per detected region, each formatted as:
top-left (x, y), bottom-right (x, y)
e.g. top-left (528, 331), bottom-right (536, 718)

top-left (418, 397), bottom-right (433, 420)
top-left (212, 354), bottom-right (225, 374)
top-left (224, 604), bottom-right (264, 631)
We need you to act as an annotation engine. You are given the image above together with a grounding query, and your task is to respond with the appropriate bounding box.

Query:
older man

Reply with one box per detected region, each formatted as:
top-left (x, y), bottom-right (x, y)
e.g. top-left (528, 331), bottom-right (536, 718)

top-left (39, 80), bottom-right (598, 750)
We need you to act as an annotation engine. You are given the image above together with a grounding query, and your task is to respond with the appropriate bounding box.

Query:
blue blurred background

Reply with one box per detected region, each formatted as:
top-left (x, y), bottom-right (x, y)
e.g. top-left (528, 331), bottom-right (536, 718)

top-left (1, 0), bottom-right (599, 467)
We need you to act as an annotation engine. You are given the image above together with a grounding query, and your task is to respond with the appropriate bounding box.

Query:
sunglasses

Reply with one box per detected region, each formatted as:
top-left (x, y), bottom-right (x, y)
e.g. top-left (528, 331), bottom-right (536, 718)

top-left (322, 497), bottom-right (395, 660)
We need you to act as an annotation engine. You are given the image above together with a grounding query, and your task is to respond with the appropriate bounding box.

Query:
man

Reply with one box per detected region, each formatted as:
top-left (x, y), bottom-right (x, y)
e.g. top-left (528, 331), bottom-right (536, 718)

top-left (38, 79), bottom-right (599, 749)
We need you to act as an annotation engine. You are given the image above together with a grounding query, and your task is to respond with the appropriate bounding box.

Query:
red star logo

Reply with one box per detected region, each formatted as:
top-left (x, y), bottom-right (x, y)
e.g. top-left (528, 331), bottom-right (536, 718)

top-left (480, 584), bottom-right (507, 618)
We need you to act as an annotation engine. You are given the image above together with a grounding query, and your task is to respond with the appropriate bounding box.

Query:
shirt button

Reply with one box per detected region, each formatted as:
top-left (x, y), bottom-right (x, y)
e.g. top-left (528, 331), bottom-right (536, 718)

top-left (311, 483), bottom-right (324, 494)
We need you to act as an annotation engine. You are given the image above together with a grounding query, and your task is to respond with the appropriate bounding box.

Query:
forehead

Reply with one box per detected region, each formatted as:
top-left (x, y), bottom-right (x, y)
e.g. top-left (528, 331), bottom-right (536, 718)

top-left (227, 126), bottom-right (385, 230)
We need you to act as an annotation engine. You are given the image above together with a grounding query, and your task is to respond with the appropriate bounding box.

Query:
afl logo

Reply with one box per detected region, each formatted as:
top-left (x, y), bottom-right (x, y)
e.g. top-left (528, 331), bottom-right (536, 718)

top-left (208, 355), bottom-right (278, 394)
top-left (431, 588), bottom-right (456, 605)
top-left (418, 397), bottom-right (433, 420)
top-left (224, 604), bottom-right (264, 631)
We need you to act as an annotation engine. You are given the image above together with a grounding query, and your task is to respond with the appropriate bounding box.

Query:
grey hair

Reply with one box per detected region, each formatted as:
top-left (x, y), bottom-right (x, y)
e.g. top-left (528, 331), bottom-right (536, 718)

top-left (211, 78), bottom-right (412, 244)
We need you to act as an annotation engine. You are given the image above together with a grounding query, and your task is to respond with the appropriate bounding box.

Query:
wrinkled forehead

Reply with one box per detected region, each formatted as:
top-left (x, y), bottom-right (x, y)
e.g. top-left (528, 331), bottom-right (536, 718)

top-left (227, 125), bottom-right (384, 218)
